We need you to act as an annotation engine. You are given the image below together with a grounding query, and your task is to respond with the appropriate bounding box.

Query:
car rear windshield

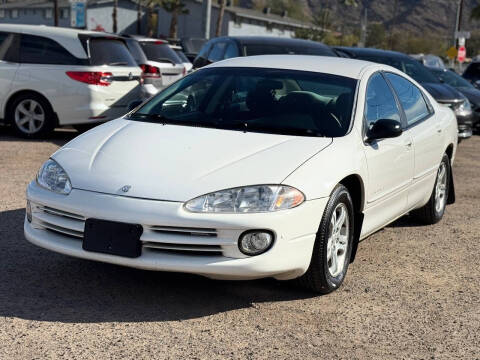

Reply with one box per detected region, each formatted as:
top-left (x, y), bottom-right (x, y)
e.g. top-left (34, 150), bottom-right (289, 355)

top-left (353, 53), bottom-right (440, 84)
top-left (130, 67), bottom-right (357, 138)
top-left (125, 39), bottom-right (148, 65)
top-left (140, 42), bottom-right (183, 64)
top-left (243, 44), bottom-right (336, 57)
top-left (89, 38), bottom-right (137, 66)
top-left (175, 49), bottom-right (190, 63)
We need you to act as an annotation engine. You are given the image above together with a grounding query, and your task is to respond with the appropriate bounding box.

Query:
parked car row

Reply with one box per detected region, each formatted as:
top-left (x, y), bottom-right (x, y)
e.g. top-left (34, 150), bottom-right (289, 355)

top-left (0, 24), bottom-right (193, 137)
top-left (192, 36), bottom-right (479, 139)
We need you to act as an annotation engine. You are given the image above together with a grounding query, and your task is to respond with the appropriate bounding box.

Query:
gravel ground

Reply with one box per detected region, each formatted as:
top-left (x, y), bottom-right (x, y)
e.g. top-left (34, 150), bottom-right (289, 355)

top-left (0, 128), bottom-right (479, 360)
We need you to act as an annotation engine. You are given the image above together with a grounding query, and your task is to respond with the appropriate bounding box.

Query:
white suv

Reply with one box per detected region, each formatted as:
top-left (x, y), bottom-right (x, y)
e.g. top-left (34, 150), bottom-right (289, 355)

top-left (0, 24), bottom-right (143, 137)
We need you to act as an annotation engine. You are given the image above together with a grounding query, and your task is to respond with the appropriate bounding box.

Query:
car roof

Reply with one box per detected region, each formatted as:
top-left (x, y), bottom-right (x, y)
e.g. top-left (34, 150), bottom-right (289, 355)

top-left (0, 24), bottom-right (125, 59)
top-left (0, 23), bottom-right (113, 38)
top-left (215, 36), bottom-right (332, 48)
top-left (123, 34), bottom-right (169, 43)
top-left (335, 46), bottom-right (411, 59)
top-left (206, 55), bottom-right (377, 79)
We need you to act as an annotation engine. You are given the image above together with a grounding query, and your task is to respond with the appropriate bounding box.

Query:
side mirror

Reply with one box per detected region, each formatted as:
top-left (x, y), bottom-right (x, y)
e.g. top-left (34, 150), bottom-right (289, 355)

top-left (127, 100), bottom-right (143, 112)
top-left (367, 119), bottom-right (403, 143)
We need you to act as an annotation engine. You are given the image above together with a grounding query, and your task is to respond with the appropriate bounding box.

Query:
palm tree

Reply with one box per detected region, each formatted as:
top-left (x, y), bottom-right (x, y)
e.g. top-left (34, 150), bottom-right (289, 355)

top-left (161, 0), bottom-right (189, 39)
top-left (215, 0), bottom-right (226, 37)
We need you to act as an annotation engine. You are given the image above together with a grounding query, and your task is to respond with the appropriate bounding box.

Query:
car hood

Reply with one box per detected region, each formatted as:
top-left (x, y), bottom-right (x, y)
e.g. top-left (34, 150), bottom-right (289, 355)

top-left (421, 82), bottom-right (463, 103)
top-left (53, 119), bottom-right (332, 202)
top-left (457, 87), bottom-right (480, 107)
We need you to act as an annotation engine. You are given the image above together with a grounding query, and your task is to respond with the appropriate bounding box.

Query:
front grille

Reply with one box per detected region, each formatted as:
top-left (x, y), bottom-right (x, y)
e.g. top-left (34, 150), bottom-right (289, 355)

top-left (32, 205), bottom-right (224, 256)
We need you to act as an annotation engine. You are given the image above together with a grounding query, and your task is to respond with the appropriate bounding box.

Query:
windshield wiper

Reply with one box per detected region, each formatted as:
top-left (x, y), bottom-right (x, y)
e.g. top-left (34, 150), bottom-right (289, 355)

top-left (223, 121), bottom-right (326, 137)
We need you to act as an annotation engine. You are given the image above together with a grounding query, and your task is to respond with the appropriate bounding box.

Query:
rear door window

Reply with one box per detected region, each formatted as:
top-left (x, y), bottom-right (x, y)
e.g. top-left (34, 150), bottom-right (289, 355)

top-left (385, 73), bottom-right (431, 126)
top-left (89, 38), bottom-right (136, 67)
top-left (140, 42), bottom-right (183, 64)
top-left (20, 34), bottom-right (84, 65)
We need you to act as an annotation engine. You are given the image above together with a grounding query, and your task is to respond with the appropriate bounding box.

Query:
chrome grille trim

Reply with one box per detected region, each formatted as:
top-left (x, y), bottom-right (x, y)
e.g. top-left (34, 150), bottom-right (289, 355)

top-left (37, 205), bottom-right (86, 221)
top-left (40, 221), bottom-right (84, 239)
top-left (147, 225), bottom-right (217, 237)
top-left (142, 241), bottom-right (222, 252)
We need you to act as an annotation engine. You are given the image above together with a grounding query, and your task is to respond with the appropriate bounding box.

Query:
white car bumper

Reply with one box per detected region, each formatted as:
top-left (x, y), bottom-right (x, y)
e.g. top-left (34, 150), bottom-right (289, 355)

top-left (25, 181), bottom-right (328, 280)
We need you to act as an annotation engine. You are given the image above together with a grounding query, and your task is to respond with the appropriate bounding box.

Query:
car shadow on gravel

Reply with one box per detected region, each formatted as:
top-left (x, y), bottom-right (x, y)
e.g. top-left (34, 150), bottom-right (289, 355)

top-left (0, 208), bottom-right (315, 323)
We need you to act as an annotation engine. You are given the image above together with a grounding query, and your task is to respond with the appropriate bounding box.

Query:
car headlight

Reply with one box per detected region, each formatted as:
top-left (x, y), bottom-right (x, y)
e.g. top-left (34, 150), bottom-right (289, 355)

top-left (184, 185), bottom-right (305, 213)
top-left (37, 159), bottom-right (72, 195)
top-left (458, 96), bottom-right (472, 113)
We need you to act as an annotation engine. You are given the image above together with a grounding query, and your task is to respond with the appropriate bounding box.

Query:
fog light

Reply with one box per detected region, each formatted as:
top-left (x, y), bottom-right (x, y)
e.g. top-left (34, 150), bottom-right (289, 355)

top-left (26, 200), bottom-right (32, 223)
top-left (238, 231), bottom-right (273, 256)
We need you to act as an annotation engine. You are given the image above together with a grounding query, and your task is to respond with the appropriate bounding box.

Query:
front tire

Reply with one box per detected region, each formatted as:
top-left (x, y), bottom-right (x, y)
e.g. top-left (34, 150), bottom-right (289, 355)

top-left (297, 184), bottom-right (354, 294)
top-left (412, 153), bottom-right (450, 225)
top-left (8, 93), bottom-right (55, 138)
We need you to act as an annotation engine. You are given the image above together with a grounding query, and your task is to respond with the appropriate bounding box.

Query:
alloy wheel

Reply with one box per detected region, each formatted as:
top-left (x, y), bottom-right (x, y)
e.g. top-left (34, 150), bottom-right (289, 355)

top-left (14, 99), bottom-right (45, 134)
top-left (327, 203), bottom-right (349, 277)
top-left (435, 162), bottom-right (447, 213)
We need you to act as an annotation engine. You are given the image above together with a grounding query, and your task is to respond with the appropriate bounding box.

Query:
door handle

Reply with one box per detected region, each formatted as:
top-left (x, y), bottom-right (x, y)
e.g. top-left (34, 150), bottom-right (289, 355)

top-left (405, 141), bottom-right (413, 148)
top-left (437, 128), bottom-right (442, 133)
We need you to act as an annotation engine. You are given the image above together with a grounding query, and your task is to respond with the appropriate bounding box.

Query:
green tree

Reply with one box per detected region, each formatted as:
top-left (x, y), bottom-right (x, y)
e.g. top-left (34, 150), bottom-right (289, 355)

top-left (160, 0), bottom-right (189, 39)
top-left (366, 23), bottom-right (386, 48)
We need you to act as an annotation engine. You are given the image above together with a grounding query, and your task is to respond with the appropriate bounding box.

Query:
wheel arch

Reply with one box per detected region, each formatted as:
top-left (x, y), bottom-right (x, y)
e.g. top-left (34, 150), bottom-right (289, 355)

top-left (338, 174), bottom-right (365, 263)
top-left (445, 143), bottom-right (456, 205)
top-left (4, 89), bottom-right (58, 126)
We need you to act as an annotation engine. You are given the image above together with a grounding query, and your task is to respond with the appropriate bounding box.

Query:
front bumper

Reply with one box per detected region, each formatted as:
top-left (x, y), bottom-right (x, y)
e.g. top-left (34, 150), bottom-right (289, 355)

top-left (25, 182), bottom-right (327, 280)
top-left (455, 111), bottom-right (473, 139)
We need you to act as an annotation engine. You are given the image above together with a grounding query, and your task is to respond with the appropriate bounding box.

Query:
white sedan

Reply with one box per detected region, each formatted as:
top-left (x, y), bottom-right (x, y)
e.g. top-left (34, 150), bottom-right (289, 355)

top-left (25, 56), bottom-right (458, 294)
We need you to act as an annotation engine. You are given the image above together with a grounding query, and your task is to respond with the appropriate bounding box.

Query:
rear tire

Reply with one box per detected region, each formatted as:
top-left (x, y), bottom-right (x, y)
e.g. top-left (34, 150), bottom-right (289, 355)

top-left (412, 153), bottom-right (450, 225)
top-left (296, 184), bottom-right (354, 294)
top-left (8, 93), bottom-right (55, 138)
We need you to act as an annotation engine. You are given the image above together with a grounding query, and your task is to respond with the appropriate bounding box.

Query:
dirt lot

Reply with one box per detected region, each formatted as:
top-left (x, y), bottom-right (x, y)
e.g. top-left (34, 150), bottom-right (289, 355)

top-left (0, 128), bottom-right (479, 360)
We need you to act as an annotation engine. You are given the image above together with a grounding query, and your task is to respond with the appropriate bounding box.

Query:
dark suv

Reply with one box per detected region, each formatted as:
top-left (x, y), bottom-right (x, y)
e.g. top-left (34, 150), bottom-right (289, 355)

top-left (336, 47), bottom-right (473, 140)
top-left (193, 36), bottom-right (337, 69)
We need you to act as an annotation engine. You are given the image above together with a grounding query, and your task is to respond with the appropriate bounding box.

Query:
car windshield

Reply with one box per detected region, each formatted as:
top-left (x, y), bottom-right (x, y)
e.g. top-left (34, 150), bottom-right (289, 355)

top-left (129, 67), bottom-right (357, 137)
top-left (140, 42), bottom-right (183, 64)
top-left (430, 69), bottom-right (475, 89)
top-left (354, 53), bottom-right (440, 84)
top-left (244, 44), bottom-right (336, 57)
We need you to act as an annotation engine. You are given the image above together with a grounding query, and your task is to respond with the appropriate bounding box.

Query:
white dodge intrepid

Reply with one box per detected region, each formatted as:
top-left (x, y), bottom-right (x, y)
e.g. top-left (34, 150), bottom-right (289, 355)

top-left (25, 56), bottom-right (458, 294)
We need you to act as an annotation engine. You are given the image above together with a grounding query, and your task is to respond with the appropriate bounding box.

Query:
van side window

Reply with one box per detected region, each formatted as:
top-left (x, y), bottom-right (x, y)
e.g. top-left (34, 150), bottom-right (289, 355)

top-left (20, 34), bottom-right (83, 65)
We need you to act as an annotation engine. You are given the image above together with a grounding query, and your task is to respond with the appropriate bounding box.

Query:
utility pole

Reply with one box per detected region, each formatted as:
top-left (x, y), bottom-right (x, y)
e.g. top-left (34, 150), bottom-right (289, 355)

top-left (137, 1), bottom-right (142, 34)
top-left (453, 0), bottom-right (463, 46)
top-left (359, 7), bottom-right (367, 47)
top-left (53, 0), bottom-right (59, 26)
top-left (203, 0), bottom-right (212, 39)
top-left (215, 0), bottom-right (226, 37)
top-left (112, 0), bottom-right (118, 33)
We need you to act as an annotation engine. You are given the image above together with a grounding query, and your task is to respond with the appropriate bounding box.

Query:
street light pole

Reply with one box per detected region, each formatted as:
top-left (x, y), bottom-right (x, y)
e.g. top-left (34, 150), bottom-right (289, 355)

top-left (53, 0), bottom-right (59, 26)
top-left (203, 0), bottom-right (212, 40)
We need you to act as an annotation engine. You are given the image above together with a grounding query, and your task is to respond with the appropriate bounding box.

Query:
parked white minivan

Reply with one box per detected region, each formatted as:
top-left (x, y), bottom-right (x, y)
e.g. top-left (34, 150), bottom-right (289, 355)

top-left (0, 24), bottom-right (143, 137)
